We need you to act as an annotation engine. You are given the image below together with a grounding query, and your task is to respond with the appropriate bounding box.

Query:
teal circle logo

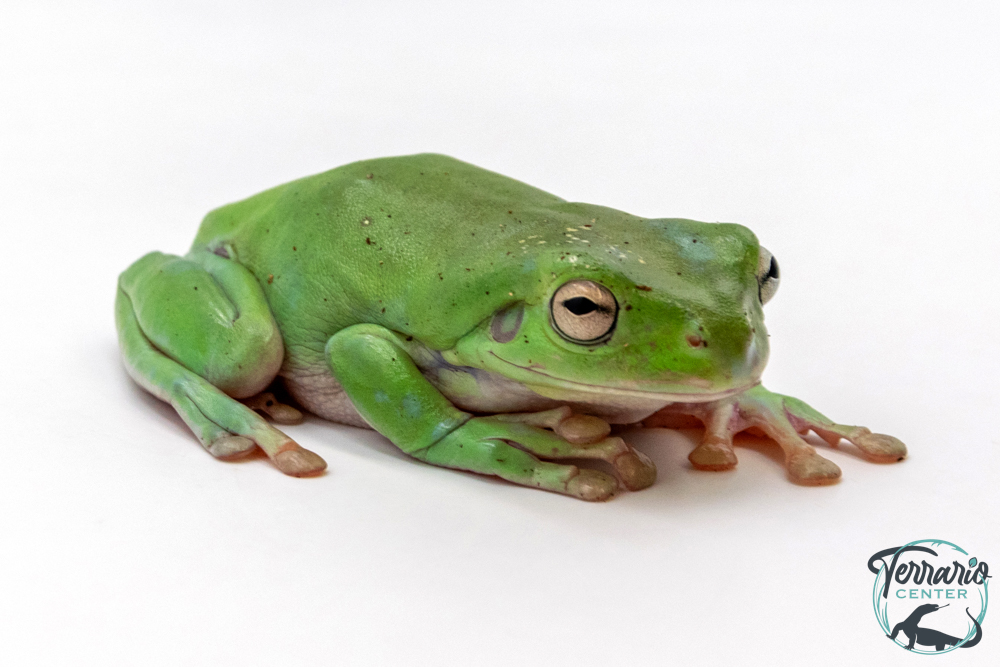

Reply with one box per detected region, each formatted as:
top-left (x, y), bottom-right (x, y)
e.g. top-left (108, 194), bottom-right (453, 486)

top-left (868, 540), bottom-right (989, 654)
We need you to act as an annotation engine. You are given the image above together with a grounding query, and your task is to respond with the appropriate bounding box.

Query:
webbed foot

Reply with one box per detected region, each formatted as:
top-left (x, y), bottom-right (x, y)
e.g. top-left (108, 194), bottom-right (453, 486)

top-left (644, 384), bottom-right (906, 485)
top-left (493, 407), bottom-right (656, 492)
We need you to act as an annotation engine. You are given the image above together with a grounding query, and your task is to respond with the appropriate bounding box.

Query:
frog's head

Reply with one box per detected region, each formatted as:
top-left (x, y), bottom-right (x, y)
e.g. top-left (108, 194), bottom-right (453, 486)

top-left (451, 219), bottom-right (778, 405)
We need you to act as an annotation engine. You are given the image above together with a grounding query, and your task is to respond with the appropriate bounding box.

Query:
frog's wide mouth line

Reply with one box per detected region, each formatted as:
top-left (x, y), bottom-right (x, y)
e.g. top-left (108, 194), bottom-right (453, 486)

top-left (487, 352), bottom-right (759, 403)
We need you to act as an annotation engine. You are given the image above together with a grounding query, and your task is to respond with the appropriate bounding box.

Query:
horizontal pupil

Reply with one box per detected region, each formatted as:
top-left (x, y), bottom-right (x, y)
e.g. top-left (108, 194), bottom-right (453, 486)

top-left (563, 297), bottom-right (599, 315)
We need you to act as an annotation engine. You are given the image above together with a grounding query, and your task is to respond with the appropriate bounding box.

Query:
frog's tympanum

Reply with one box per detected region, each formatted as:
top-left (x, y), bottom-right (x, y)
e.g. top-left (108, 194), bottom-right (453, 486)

top-left (116, 154), bottom-right (905, 500)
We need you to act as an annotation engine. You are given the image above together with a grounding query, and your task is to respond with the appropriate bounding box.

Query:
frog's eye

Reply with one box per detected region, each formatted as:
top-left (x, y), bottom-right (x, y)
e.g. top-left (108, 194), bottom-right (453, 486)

top-left (550, 280), bottom-right (618, 343)
top-left (757, 246), bottom-right (780, 305)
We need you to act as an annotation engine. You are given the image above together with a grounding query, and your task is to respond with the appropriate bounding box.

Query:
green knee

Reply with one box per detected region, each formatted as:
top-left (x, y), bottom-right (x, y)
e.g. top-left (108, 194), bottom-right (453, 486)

top-left (117, 251), bottom-right (283, 398)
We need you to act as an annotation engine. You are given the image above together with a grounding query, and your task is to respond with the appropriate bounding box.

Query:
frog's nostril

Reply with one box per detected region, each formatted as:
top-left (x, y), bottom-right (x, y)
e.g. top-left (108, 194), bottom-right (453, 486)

top-left (686, 334), bottom-right (705, 348)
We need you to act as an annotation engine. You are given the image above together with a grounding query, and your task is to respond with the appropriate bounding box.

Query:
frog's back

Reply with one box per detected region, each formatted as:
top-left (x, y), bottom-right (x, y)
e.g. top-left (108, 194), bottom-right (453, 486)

top-left (193, 153), bottom-right (567, 267)
top-left (190, 154), bottom-right (616, 352)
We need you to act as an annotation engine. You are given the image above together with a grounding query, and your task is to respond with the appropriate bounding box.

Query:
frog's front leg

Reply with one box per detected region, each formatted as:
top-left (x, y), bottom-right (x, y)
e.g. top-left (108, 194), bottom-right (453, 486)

top-left (644, 385), bottom-right (906, 485)
top-left (326, 325), bottom-right (652, 500)
top-left (490, 408), bottom-right (656, 491)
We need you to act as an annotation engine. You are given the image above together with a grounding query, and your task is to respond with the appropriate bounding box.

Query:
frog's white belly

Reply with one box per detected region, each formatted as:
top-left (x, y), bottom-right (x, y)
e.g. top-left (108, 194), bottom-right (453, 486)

top-left (281, 359), bottom-right (669, 428)
top-left (282, 368), bottom-right (371, 428)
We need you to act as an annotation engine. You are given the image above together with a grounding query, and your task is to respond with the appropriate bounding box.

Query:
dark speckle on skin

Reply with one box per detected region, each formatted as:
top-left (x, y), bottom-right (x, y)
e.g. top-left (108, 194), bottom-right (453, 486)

top-left (625, 304), bottom-right (632, 311)
top-left (636, 285), bottom-right (652, 291)
top-left (268, 274), bottom-right (274, 283)
top-left (366, 238), bottom-right (371, 245)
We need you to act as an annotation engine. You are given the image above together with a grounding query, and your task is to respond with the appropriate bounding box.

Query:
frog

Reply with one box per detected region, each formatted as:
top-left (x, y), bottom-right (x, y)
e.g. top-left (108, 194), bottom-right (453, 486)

top-left (115, 153), bottom-right (906, 501)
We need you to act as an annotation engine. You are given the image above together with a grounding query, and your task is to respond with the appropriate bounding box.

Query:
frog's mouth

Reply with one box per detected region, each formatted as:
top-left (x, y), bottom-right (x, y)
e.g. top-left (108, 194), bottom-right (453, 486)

top-left (487, 352), bottom-right (760, 403)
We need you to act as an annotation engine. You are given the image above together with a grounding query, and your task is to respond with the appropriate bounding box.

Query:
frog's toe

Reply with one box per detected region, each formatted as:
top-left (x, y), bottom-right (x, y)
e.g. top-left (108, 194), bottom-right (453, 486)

top-left (555, 414), bottom-right (612, 445)
top-left (689, 440), bottom-right (738, 471)
top-left (613, 449), bottom-right (657, 491)
top-left (274, 446), bottom-right (328, 477)
top-left (207, 435), bottom-right (257, 460)
top-left (786, 450), bottom-right (842, 485)
top-left (566, 469), bottom-right (619, 501)
top-left (851, 432), bottom-right (907, 463)
top-left (242, 391), bottom-right (304, 425)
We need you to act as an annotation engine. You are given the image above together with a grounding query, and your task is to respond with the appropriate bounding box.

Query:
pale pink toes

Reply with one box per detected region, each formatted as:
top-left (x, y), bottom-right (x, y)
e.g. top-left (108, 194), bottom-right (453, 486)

top-left (491, 408), bottom-right (656, 494)
top-left (644, 384), bottom-right (905, 485)
top-left (566, 469), bottom-right (619, 502)
top-left (614, 450), bottom-right (657, 491)
top-left (688, 440), bottom-right (739, 471)
top-left (242, 392), bottom-right (305, 425)
top-left (207, 435), bottom-right (257, 460)
top-left (555, 414), bottom-right (612, 445)
top-left (851, 431), bottom-right (907, 462)
top-left (786, 450), bottom-right (843, 486)
top-left (274, 448), bottom-right (328, 477)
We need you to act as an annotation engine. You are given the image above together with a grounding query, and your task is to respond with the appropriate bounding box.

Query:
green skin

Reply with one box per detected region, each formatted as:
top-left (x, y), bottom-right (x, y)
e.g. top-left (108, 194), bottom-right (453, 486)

top-left (116, 154), bottom-right (906, 500)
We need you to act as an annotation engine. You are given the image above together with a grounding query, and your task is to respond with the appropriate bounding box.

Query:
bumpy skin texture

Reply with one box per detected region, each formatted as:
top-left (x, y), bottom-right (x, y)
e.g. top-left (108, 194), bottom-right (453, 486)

top-left (115, 154), bottom-right (906, 499)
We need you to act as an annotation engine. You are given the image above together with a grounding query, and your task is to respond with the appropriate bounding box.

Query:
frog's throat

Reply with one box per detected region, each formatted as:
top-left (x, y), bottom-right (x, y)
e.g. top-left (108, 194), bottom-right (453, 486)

top-left (487, 352), bottom-right (760, 403)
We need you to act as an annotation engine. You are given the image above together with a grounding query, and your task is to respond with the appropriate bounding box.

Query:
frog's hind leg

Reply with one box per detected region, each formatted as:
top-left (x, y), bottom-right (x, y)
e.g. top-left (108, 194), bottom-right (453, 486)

top-left (115, 251), bottom-right (326, 476)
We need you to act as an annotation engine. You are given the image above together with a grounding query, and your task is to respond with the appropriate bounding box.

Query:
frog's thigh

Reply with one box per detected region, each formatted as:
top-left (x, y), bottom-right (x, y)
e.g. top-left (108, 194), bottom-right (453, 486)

top-left (326, 325), bottom-right (616, 499)
top-left (121, 251), bottom-right (282, 397)
top-left (116, 251), bottom-right (325, 476)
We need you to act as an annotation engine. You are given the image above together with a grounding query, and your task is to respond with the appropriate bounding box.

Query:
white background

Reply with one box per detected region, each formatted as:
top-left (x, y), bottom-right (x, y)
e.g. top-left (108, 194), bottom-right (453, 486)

top-left (1, 2), bottom-right (997, 665)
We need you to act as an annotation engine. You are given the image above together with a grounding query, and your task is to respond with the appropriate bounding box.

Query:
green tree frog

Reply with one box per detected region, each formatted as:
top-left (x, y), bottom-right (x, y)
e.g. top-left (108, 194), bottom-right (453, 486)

top-left (115, 154), bottom-right (905, 500)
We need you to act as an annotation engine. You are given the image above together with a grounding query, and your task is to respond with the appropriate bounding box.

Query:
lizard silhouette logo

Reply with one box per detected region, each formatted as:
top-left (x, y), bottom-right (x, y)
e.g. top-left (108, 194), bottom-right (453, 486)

top-left (868, 540), bottom-right (989, 653)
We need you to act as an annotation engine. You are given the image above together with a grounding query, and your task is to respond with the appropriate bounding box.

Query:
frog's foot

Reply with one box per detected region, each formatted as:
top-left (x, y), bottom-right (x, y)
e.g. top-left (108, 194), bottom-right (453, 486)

top-left (169, 378), bottom-right (326, 476)
top-left (644, 385), bottom-right (906, 485)
top-left (493, 407), bottom-right (657, 492)
top-left (241, 391), bottom-right (304, 425)
top-left (417, 413), bottom-right (628, 501)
